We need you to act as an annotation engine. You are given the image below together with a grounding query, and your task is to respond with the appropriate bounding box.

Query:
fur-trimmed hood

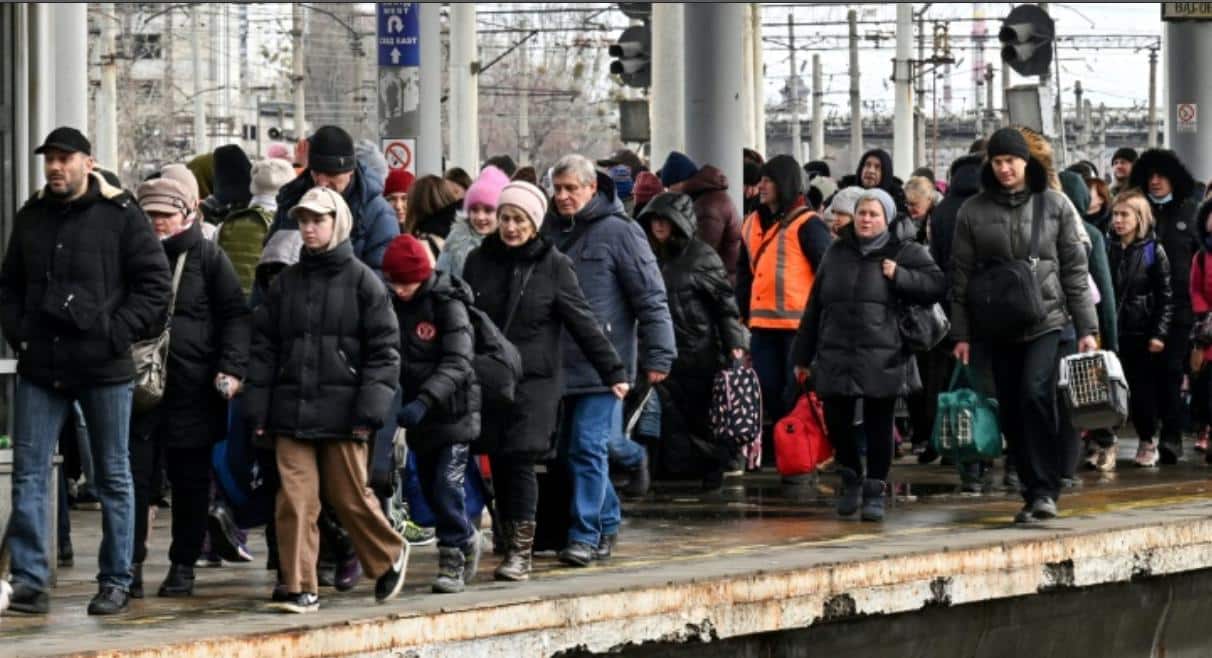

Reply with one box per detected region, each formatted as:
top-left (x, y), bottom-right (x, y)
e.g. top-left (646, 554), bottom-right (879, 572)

top-left (1130, 149), bottom-right (1197, 202)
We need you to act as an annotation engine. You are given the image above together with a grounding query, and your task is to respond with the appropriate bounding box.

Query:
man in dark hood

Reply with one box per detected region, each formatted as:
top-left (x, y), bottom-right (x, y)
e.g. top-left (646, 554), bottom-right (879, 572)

top-left (1110, 147), bottom-right (1138, 197)
top-left (1128, 148), bottom-right (1201, 463)
top-left (659, 151), bottom-right (744, 283)
top-left (855, 148), bottom-right (908, 214)
top-left (201, 144), bottom-right (253, 224)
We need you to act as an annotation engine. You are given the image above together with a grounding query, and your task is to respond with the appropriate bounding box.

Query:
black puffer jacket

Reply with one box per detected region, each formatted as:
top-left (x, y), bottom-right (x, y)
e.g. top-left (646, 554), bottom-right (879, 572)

top-left (930, 154), bottom-right (983, 289)
top-left (393, 271), bottom-right (481, 453)
top-left (0, 173), bottom-right (171, 391)
top-left (245, 240), bottom-right (400, 441)
top-left (1130, 149), bottom-right (1200, 328)
top-left (638, 193), bottom-right (748, 377)
top-left (463, 233), bottom-right (626, 456)
top-left (793, 223), bottom-right (946, 398)
top-left (1108, 236), bottom-right (1173, 342)
top-left (135, 222), bottom-right (251, 448)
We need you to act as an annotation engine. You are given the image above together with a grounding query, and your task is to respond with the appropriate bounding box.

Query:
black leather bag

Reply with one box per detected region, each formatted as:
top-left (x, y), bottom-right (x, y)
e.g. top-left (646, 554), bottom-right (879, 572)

top-left (967, 194), bottom-right (1047, 342)
top-left (899, 302), bottom-right (951, 352)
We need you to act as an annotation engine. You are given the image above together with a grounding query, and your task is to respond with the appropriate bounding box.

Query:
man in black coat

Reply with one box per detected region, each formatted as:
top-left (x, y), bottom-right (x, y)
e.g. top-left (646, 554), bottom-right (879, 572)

top-left (1129, 149), bottom-right (1202, 462)
top-left (0, 127), bottom-right (172, 616)
top-left (855, 148), bottom-right (909, 214)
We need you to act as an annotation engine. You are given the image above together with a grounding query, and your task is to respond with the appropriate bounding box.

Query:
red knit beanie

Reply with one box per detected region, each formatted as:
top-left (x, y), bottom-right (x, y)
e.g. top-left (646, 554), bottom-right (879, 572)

top-left (381, 234), bottom-right (433, 284)
top-left (384, 169), bottom-right (416, 197)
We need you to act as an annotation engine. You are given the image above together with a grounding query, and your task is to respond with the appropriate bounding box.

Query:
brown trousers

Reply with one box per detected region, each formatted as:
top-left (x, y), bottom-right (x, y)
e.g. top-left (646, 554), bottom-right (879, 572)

top-left (275, 436), bottom-right (404, 594)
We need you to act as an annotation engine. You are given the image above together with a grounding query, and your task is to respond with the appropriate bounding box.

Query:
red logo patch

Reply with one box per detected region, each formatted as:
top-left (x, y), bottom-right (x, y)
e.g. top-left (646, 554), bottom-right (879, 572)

top-left (416, 322), bottom-right (437, 341)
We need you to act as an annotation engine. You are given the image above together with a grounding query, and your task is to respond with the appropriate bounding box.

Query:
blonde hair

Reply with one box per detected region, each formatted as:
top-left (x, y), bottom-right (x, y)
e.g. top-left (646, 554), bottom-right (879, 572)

top-left (1111, 188), bottom-right (1154, 241)
top-left (903, 176), bottom-right (936, 205)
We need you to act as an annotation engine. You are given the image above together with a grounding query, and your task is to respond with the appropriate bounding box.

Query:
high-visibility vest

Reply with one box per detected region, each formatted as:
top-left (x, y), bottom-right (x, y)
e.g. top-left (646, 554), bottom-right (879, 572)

top-left (743, 207), bottom-right (817, 330)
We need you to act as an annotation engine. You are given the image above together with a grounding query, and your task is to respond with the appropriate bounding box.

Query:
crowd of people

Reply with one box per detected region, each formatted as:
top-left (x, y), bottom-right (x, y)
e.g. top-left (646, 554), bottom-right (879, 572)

top-left (1, 119), bottom-right (1208, 617)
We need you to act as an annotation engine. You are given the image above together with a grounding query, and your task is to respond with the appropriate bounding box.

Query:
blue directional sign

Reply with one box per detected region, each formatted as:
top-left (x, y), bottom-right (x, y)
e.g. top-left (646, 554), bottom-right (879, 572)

top-left (377, 3), bottom-right (419, 67)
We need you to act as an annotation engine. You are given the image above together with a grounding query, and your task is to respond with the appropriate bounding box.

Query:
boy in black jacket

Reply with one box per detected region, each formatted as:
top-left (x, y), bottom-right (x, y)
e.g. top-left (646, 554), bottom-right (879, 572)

top-left (382, 234), bottom-right (482, 593)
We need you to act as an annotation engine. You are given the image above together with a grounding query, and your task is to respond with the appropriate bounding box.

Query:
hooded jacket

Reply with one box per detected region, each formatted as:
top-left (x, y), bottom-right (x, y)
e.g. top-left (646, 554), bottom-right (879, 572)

top-left (1108, 233), bottom-right (1173, 342)
top-left (133, 221), bottom-right (251, 448)
top-left (949, 155), bottom-right (1098, 343)
top-left (929, 154), bottom-right (983, 290)
top-left (540, 170), bottom-right (676, 392)
top-left (855, 148), bottom-right (909, 214)
top-left (736, 154), bottom-right (833, 323)
top-left (463, 233), bottom-right (626, 455)
top-left (268, 160), bottom-right (401, 276)
top-left (1059, 170), bottom-right (1119, 350)
top-left (393, 271), bottom-right (481, 452)
top-left (0, 173), bottom-right (172, 391)
top-left (435, 219), bottom-right (484, 278)
top-left (245, 239), bottom-right (400, 441)
top-left (1130, 149), bottom-right (1201, 328)
top-left (671, 165), bottom-right (744, 283)
top-left (792, 222), bottom-right (946, 398)
top-left (638, 193), bottom-right (748, 378)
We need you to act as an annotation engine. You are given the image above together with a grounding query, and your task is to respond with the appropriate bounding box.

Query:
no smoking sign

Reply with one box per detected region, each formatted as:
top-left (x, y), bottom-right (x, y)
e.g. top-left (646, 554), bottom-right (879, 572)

top-left (382, 139), bottom-right (415, 173)
top-left (1178, 103), bottom-right (1198, 133)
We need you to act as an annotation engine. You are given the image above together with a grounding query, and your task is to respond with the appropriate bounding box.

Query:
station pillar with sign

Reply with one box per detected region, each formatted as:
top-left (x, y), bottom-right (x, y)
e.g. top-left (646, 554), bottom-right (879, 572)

top-left (1164, 3), bottom-right (1212, 180)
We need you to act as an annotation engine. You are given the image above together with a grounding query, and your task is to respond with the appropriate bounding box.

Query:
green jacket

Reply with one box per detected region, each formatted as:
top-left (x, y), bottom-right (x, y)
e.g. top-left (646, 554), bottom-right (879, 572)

top-left (1084, 222), bottom-right (1118, 351)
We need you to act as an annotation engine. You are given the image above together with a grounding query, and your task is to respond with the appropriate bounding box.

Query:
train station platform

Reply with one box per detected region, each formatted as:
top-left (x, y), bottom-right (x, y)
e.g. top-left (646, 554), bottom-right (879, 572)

top-left (4, 440), bottom-right (1212, 657)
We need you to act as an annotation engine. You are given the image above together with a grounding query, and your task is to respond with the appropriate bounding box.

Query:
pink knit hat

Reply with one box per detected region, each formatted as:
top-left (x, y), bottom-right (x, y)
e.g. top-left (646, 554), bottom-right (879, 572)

top-left (463, 166), bottom-right (510, 212)
top-left (497, 181), bottom-right (549, 231)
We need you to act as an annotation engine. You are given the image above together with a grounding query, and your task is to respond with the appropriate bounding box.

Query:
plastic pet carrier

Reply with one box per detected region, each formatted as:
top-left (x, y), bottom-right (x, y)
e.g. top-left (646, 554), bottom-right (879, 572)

top-left (1058, 350), bottom-right (1129, 430)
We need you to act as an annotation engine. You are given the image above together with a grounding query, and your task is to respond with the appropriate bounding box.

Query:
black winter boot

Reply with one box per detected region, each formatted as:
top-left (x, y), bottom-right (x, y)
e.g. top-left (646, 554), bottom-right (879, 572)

top-left (860, 480), bottom-right (886, 522)
top-left (836, 468), bottom-right (862, 517)
top-left (158, 563), bottom-right (195, 597)
top-left (494, 521), bottom-right (535, 582)
top-left (433, 547), bottom-right (466, 594)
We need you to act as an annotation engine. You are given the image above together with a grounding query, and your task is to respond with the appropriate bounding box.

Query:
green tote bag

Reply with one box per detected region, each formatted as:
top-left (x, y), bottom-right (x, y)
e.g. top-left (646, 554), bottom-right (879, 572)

top-left (930, 364), bottom-right (1001, 463)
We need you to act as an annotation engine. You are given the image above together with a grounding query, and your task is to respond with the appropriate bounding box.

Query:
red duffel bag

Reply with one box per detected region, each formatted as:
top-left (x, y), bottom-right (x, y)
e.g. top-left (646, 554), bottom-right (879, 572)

top-left (774, 391), bottom-right (832, 477)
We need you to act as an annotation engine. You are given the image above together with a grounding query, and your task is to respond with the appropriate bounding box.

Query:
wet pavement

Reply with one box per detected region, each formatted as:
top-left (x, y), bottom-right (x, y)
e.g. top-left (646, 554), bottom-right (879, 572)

top-left (3, 439), bottom-right (1212, 656)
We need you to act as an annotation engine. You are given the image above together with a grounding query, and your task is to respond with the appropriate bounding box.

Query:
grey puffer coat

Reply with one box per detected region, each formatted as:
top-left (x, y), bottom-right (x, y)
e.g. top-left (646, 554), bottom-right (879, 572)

top-left (949, 160), bottom-right (1097, 343)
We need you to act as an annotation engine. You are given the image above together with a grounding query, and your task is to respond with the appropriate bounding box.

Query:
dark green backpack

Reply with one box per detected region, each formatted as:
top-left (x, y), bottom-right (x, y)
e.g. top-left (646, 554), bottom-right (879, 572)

top-left (217, 206), bottom-right (274, 296)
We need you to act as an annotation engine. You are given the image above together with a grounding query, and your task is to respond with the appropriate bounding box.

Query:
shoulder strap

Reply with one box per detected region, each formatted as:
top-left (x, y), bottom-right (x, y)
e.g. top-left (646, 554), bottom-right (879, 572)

top-left (502, 263), bottom-right (537, 334)
top-left (166, 253), bottom-right (187, 322)
top-left (1028, 192), bottom-right (1045, 265)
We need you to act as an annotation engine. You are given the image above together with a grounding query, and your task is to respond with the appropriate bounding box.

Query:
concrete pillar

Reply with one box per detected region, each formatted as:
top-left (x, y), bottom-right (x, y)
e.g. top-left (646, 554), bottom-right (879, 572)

top-left (893, 4), bottom-right (914, 178)
top-left (28, 3), bottom-right (52, 191)
top-left (751, 3), bottom-right (766, 156)
top-left (292, 5), bottom-right (306, 137)
top-left (50, 3), bottom-right (88, 134)
top-left (1165, 21), bottom-right (1212, 180)
top-left (848, 9), bottom-right (863, 169)
top-left (684, 3), bottom-right (744, 213)
top-left (651, 2), bottom-right (685, 167)
top-left (417, 2), bottom-right (442, 174)
top-left (811, 54), bottom-right (824, 161)
top-left (191, 6), bottom-right (206, 155)
top-left (740, 6), bottom-right (755, 151)
top-left (448, 4), bottom-right (479, 171)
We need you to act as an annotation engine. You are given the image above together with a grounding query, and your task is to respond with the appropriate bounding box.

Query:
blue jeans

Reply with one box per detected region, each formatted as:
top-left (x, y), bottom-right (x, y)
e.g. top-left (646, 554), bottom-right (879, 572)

top-left (401, 450), bottom-right (485, 529)
top-left (750, 328), bottom-right (798, 422)
top-left (607, 413), bottom-right (646, 471)
top-left (413, 443), bottom-right (475, 549)
top-left (560, 393), bottom-right (622, 546)
top-left (9, 378), bottom-right (134, 592)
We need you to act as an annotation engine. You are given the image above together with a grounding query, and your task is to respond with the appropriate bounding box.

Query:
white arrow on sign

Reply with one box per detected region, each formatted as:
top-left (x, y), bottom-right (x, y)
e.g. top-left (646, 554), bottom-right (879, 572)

top-left (390, 48), bottom-right (401, 65)
top-left (387, 14), bottom-right (404, 33)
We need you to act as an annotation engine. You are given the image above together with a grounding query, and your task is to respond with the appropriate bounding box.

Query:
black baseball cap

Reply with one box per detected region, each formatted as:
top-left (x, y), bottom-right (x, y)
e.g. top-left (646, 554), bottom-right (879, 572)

top-left (34, 127), bottom-right (91, 156)
top-left (597, 149), bottom-right (644, 174)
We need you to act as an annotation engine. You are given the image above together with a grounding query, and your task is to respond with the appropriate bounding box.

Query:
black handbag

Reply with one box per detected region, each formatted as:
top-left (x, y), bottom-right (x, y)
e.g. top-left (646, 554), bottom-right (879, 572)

top-left (899, 302), bottom-right (951, 352)
top-left (967, 193), bottom-right (1047, 342)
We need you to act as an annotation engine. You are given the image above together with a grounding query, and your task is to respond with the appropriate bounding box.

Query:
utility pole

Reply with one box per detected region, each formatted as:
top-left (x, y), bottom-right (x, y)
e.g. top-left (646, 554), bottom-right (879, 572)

top-left (448, 4), bottom-right (479, 171)
top-left (96, 3), bottom-right (119, 170)
top-left (1001, 59), bottom-right (1010, 127)
top-left (163, 6), bottom-right (175, 159)
top-left (893, 4), bottom-right (913, 176)
top-left (985, 64), bottom-right (996, 133)
top-left (1073, 80), bottom-right (1084, 152)
top-left (1148, 46), bottom-right (1158, 148)
top-left (292, 4), bottom-right (306, 139)
top-left (517, 19), bottom-right (530, 166)
top-left (848, 9), bottom-right (863, 167)
top-left (788, 14), bottom-right (800, 163)
top-left (811, 54), bottom-right (823, 162)
top-left (191, 5), bottom-right (206, 155)
top-left (915, 8), bottom-right (926, 169)
top-left (352, 14), bottom-right (366, 141)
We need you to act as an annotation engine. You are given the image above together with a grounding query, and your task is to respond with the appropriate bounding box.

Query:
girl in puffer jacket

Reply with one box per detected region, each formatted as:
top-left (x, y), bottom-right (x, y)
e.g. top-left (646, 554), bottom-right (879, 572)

top-left (1108, 190), bottom-right (1174, 468)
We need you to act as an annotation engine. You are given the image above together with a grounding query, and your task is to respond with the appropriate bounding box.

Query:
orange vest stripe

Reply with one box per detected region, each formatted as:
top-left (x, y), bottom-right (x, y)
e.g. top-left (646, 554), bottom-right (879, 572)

top-left (744, 208), bottom-right (817, 330)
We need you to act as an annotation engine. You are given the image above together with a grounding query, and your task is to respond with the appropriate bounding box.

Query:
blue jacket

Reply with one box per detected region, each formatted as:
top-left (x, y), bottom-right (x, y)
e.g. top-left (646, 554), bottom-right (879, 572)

top-left (542, 171), bottom-right (677, 393)
top-left (269, 161), bottom-right (400, 275)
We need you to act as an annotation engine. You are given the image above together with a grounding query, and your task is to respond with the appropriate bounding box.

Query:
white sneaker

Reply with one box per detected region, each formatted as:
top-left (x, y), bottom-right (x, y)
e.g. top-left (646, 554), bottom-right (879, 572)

top-left (269, 591), bottom-right (319, 614)
top-left (1135, 442), bottom-right (1159, 468)
top-left (0, 580), bottom-right (12, 615)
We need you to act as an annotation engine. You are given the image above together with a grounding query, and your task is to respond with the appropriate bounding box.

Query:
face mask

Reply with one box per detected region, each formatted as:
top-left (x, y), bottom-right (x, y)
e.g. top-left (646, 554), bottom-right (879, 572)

top-left (1148, 192), bottom-right (1174, 205)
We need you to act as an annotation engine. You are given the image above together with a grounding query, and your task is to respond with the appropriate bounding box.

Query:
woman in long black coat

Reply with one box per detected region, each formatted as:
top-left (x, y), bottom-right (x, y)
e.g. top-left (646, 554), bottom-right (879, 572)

top-left (130, 177), bottom-right (251, 598)
top-left (793, 188), bottom-right (944, 523)
top-left (636, 192), bottom-right (748, 489)
top-left (462, 181), bottom-right (627, 582)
